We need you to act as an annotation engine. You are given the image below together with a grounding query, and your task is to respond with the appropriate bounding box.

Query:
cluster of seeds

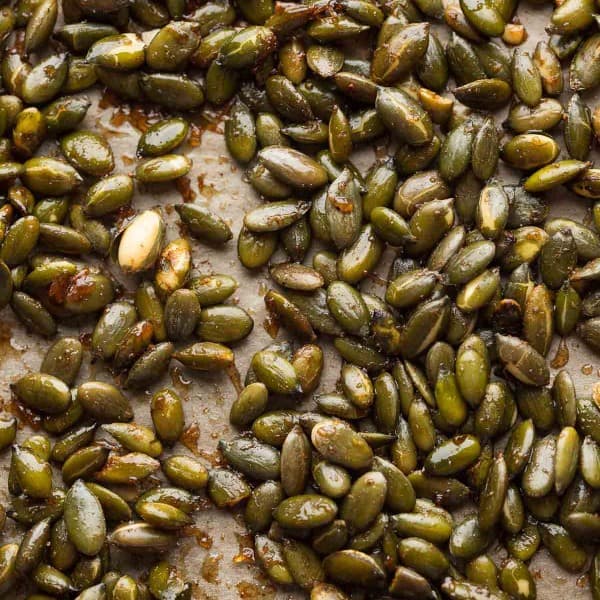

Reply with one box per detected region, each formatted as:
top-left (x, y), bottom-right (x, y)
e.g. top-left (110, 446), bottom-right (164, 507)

top-left (2, 0), bottom-right (600, 598)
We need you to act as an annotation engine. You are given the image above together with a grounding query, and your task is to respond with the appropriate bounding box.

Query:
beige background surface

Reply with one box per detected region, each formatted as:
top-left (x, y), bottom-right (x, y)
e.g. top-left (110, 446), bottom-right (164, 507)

top-left (0, 2), bottom-right (599, 597)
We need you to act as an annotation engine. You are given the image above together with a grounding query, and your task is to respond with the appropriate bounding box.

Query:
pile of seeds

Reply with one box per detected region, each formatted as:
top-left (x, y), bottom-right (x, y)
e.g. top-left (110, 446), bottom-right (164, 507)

top-left (2, 0), bottom-right (600, 598)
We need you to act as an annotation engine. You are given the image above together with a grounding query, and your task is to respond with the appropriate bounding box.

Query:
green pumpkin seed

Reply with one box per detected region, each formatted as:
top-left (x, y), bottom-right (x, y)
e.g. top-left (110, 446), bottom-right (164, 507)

top-left (278, 425), bottom-right (310, 496)
top-left (326, 281), bottom-right (370, 336)
top-left (393, 506), bottom-right (453, 545)
top-left (502, 133), bottom-right (560, 171)
top-left (219, 435), bottom-right (280, 481)
top-left (293, 344), bottom-right (323, 395)
top-left (103, 423), bottom-right (162, 458)
top-left (376, 87), bottom-right (433, 146)
top-left (11, 291), bottom-right (56, 337)
top-left (12, 445), bottom-right (52, 499)
top-left (439, 120), bottom-right (475, 182)
top-left (554, 426), bottom-right (580, 495)
top-left (504, 419), bottom-right (535, 477)
top-left (371, 23), bottom-right (430, 84)
top-left (449, 514), bottom-right (493, 560)
top-left (361, 159), bottom-right (397, 219)
top-left (523, 284), bottom-right (554, 356)
top-left (551, 0), bottom-right (594, 33)
top-left (435, 369), bottom-right (468, 427)
top-left (56, 22), bottom-right (118, 53)
top-left (229, 382), bottom-right (268, 427)
top-left (95, 451), bottom-right (160, 484)
top-left (50, 425), bottom-right (96, 462)
top-left (16, 517), bottom-right (52, 575)
top-left (251, 349), bottom-right (299, 394)
top-left (258, 145), bottom-right (327, 190)
top-left (225, 99), bottom-right (257, 164)
top-left (323, 168), bottom-right (362, 250)
top-left (274, 494), bottom-right (338, 529)
top-left (135, 154), bottom-right (191, 183)
top-left (397, 537), bottom-right (449, 581)
top-left (570, 33), bottom-right (600, 92)
top-left (282, 538), bottom-right (325, 589)
top-left (425, 434), bottom-right (481, 476)
top-left (471, 117), bottom-right (499, 181)
top-left (460, 0), bottom-right (505, 36)
top-left (84, 175), bottom-right (133, 218)
top-left (186, 275), bottom-right (237, 307)
top-left (92, 302), bottom-right (137, 360)
top-left (547, 217), bottom-right (600, 260)
top-left (112, 320), bottom-right (154, 370)
top-left (565, 93), bottom-right (592, 161)
top-left (173, 342), bottom-right (234, 371)
top-left (336, 224), bottom-right (384, 284)
top-left (340, 471), bottom-right (387, 533)
top-left (465, 555), bottom-right (499, 590)
top-left (522, 435), bottom-right (556, 497)
top-left (12, 373), bottom-right (70, 415)
top-left (312, 461), bottom-right (352, 499)
top-left (42, 96), bottom-right (91, 135)
top-left (524, 159), bottom-right (590, 193)
top-left (245, 200), bottom-right (310, 234)
top-left (499, 559), bottom-right (536, 600)
top-left (61, 130), bottom-right (114, 176)
top-left (245, 480), bottom-right (284, 533)
top-left (495, 334), bottom-right (549, 386)
top-left (279, 38), bottom-right (307, 83)
top-left (454, 78), bottom-right (512, 110)
top-left (136, 487), bottom-right (196, 515)
top-left (265, 74), bottom-right (313, 122)
top-left (334, 336), bottom-right (388, 371)
top-left (86, 33), bottom-right (145, 70)
top-left (255, 112), bottom-right (288, 149)
top-left (219, 26), bottom-right (277, 69)
top-left (49, 518), bottom-right (78, 573)
top-left (146, 21), bottom-right (200, 71)
top-left (21, 54), bottom-right (68, 105)
top-left (95, 67), bottom-right (142, 101)
top-left (161, 455), bottom-right (208, 491)
top-left (64, 480), bottom-right (106, 556)
top-left (137, 118), bottom-right (189, 157)
top-left (538, 522), bottom-right (587, 572)
top-left (109, 522), bottom-right (176, 552)
top-left (38, 223), bottom-right (91, 255)
top-left (479, 454), bottom-right (508, 531)
top-left (1, 216), bottom-right (39, 267)
top-left (512, 49), bottom-right (542, 108)
top-left (77, 381), bottom-right (133, 423)
top-left (307, 15), bottom-right (370, 42)
top-left (580, 436), bottom-right (600, 488)
top-left (24, 0), bottom-right (56, 52)
top-left (255, 535), bottom-right (293, 585)
top-left (517, 386), bottom-right (555, 431)
top-left (323, 550), bottom-right (385, 588)
top-left (0, 260), bottom-right (12, 309)
top-left (416, 33), bottom-right (449, 92)
top-left (142, 73), bottom-right (205, 110)
top-left (176, 203), bottom-right (233, 245)
top-left (507, 99), bottom-right (563, 133)
top-left (311, 419), bottom-right (373, 470)
top-left (265, 289), bottom-right (316, 341)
